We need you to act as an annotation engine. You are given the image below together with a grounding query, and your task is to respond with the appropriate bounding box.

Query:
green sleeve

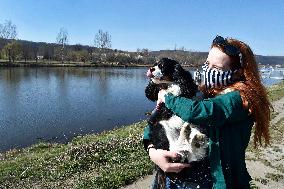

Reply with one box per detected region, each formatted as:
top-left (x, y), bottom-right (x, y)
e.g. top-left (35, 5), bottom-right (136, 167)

top-left (165, 91), bottom-right (249, 127)
top-left (142, 125), bottom-right (151, 151)
top-left (143, 125), bottom-right (151, 140)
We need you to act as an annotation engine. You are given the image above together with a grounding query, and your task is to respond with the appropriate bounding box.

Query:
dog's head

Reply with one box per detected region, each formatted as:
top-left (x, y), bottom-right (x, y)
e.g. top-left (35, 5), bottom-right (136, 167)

top-left (146, 58), bottom-right (179, 84)
top-left (145, 58), bottom-right (198, 102)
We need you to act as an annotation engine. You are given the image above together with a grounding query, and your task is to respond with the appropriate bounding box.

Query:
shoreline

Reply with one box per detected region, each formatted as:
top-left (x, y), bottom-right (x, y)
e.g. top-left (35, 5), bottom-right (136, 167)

top-left (0, 61), bottom-right (197, 68)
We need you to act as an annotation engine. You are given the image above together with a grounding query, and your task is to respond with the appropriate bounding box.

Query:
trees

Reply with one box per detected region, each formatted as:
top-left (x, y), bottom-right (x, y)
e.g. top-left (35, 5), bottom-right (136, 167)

top-left (31, 43), bottom-right (39, 62)
top-left (0, 20), bottom-right (17, 39)
top-left (0, 20), bottom-right (18, 62)
top-left (67, 49), bottom-right (89, 62)
top-left (43, 44), bottom-right (53, 60)
top-left (94, 29), bottom-right (112, 50)
top-left (22, 42), bottom-right (32, 62)
top-left (56, 28), bottom-right (68, 63)
top-left (3, 41), bottom-right (22, 62)
top-left (93, 30), bottom-right (112, 63)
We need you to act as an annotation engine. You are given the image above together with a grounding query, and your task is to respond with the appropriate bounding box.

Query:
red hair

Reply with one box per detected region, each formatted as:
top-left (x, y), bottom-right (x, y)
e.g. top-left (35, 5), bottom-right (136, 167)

top-left (207, 38), bottom-right (272, 147)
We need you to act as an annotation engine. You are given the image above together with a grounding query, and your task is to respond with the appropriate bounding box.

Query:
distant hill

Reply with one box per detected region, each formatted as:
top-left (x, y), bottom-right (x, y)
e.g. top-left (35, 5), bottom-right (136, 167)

top-left (0, 38), bottom-right (283, 65)
top-left (256, 55), bottom-right (284, 65)
top-left (151, 50), bottom-right (284, 65)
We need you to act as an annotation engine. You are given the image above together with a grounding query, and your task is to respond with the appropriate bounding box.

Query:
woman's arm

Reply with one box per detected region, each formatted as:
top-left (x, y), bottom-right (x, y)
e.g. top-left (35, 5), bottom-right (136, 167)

top-left (164, 91), bottom-right (249, 127)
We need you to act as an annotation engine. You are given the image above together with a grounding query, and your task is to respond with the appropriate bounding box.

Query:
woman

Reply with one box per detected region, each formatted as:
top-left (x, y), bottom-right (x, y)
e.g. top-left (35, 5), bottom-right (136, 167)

top-left (144, 35), bottom-right (271, 189)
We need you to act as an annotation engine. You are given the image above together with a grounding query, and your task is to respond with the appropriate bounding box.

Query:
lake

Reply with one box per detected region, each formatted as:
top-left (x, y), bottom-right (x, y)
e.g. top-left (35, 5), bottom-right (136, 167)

top-left (0, 67), bottom-right (156, 152)
top-left (0, 67), bottom-right (282, 152)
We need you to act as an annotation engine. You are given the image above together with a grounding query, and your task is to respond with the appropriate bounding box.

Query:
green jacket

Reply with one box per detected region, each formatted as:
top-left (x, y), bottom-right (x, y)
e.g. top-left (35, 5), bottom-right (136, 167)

top-left (143, 91), bottom-right (253, 189)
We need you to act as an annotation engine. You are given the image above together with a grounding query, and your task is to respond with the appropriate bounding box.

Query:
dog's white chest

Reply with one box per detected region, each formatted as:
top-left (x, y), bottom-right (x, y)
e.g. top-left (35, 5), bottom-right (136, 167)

top-left (160, 116), bottom-right (208, 163)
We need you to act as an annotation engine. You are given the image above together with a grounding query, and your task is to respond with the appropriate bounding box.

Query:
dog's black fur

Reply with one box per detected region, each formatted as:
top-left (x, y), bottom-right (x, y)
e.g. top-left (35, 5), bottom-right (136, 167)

top-left (145, 58), bottom-right (200, 188)
top-left (145, 58), bottom-right (198, 102)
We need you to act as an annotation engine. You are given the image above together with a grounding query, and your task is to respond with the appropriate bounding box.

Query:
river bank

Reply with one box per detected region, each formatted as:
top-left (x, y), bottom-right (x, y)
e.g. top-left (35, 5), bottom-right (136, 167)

top-left (0, 121), bottom-right (154, 189)
top-left (0, 61), bottom-right (147, 68)
top-left (0, 61), bottom-right (197, 68)
top-left (0, 82), bottom-right (283, 189)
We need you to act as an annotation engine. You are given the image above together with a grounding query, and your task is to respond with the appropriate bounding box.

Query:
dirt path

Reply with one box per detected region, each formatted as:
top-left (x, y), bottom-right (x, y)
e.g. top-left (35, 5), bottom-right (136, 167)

top-left (122, 97), bottom-right (284, 189)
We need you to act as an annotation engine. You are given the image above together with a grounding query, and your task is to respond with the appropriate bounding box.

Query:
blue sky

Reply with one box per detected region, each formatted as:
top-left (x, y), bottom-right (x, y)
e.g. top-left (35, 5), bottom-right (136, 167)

top-left (0, 0), bottom-right (283, 56)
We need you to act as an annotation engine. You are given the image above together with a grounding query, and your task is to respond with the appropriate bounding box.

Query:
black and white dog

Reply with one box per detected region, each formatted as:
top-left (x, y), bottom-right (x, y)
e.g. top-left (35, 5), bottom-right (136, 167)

top-left (145, 58), bottom-right (208, 186)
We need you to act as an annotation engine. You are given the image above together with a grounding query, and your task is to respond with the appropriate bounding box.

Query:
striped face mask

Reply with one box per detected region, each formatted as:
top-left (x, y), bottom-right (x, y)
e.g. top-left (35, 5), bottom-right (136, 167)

top-left (202, 63), bottom-right (235, 89)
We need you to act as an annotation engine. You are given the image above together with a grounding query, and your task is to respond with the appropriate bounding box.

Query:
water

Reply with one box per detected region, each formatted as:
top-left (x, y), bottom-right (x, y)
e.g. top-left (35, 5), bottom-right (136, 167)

top-left (261, 68), bottom-right (284, 86)
top-left (0, 67), bottom-right (155, 152)
top-left (262, 77), bottom-right (282, 86)
top-left (0, 67), bottom-right (282, 152)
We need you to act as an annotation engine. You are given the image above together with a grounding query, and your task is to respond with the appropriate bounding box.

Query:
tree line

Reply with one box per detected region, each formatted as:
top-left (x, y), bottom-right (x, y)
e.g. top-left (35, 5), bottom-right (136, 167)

top-left (0, 20), bottom-right (214, 66)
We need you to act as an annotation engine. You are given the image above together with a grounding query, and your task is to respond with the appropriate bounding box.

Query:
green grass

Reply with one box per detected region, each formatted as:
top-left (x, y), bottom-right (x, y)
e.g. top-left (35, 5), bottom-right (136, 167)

top-left (0, 121), bottom-right (154, 189)
top-left (267, 81), bottom-right (284, 102)
top-left (247, 82), bottom-right (284, 186)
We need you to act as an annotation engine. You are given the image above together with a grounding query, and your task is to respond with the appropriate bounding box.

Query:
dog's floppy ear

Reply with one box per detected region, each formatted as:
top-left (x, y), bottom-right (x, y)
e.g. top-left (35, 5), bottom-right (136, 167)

top-left (172, 64), bottom-right (198, 98)
top-left (172, 63), bottom-right (187, 83)
top-left (145, 81), bottom-right (160, 102)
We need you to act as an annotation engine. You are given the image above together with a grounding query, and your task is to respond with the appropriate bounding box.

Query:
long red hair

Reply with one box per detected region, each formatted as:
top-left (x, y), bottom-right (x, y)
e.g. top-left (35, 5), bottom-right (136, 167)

top-left (206, 38), bottom-right (272, 146)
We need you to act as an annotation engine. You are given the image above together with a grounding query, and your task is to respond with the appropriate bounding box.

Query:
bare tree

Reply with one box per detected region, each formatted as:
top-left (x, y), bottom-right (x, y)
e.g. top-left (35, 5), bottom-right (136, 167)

top-left (93, 30), bottom-right (111, 63)
top-left (0, 20), bottom-right (18, 62)
top-left (56, 27), bottom-right (68, 63)
top-left (0, 20), bottom-right (17, 39)
top-left (94, 29), bottom-right (112, 50)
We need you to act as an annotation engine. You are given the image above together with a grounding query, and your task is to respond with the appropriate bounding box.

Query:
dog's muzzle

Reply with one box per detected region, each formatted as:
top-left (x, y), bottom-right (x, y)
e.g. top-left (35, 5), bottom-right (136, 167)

top-left (146, 68), bottom-right (154, 78)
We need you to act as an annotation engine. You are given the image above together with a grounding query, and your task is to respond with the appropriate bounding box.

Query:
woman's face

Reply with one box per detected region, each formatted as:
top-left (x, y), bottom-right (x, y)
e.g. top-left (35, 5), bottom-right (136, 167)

top-left (206, 47), bottom-right (232, 71)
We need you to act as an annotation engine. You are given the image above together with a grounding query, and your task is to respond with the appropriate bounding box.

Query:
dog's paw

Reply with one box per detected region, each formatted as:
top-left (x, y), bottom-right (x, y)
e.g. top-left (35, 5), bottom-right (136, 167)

top-left (171, 151), bottom-right (190, 163)
top-left (192, 134), bottom-right (208, 148)
top-left (167, 84), bottom-right (181, 96)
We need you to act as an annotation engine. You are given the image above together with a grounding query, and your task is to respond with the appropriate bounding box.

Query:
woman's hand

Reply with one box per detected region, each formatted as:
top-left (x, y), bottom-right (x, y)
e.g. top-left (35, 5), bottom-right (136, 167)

top-left (148, 148), bottom-right (191, 173)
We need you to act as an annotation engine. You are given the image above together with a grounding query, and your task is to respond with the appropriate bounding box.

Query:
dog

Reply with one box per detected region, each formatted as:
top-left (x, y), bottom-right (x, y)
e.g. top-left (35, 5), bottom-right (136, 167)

top-left (145, 58), bottom-right (209, 187)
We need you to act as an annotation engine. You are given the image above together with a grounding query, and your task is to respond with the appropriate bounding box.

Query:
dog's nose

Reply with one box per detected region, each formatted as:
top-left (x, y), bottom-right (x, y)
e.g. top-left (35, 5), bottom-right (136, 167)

top-left (150, 67), bottom-right (155, 72)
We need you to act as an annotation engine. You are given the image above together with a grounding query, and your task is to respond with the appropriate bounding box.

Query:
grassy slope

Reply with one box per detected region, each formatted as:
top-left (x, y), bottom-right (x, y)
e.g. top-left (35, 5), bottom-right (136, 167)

top-left (267, 81), bottom-right (284, 102)
top-left (0, 122), bottom-right (153, 189)
top-left (246, 81), bottom-right (284, 188)
top-left (0, 81), bottom-right (283, 189)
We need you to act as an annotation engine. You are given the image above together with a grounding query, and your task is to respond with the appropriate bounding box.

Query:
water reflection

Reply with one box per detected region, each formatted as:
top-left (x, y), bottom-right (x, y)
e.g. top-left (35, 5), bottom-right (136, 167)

top-left (0, 67), bottom-right (154, 152)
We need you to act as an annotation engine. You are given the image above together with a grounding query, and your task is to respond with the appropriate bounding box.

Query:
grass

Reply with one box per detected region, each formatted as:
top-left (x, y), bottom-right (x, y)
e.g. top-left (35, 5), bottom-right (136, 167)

top-left (246, 81), bottom-right (284, 187)
top-left (0, 121), bottom-right (154, 189)
top-left (0, 81), bottom-right (283, 188)
top-left (267, 81), bottom-right (284, 102)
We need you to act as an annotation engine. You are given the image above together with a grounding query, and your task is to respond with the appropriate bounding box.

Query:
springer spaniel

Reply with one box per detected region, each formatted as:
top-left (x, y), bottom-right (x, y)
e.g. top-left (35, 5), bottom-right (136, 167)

top-left (145, 58), bottom-right (208, 187)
